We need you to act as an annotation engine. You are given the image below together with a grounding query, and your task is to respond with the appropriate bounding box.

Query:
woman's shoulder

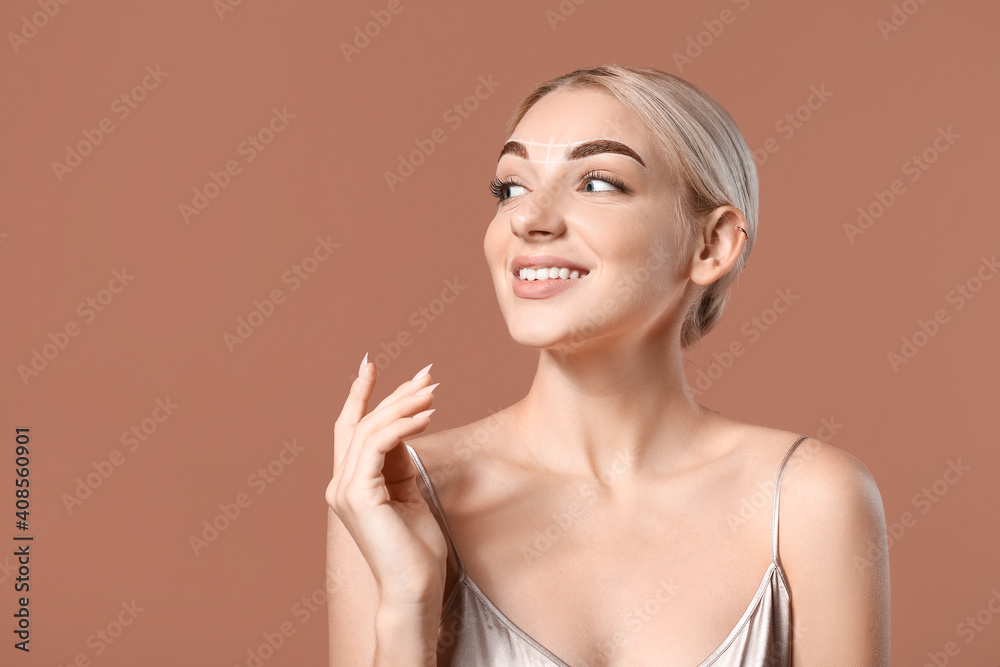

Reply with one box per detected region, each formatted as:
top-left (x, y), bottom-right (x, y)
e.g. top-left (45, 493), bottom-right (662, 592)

top-left (733, 424), bottom-right (891, 646)
top-left (727, 422), bottom-right (880, 494)
top-left (722, 422), bottom-right (886, 560)
top-left (736, 424), bottom-right (884, 524)
top-left (402, 408), bottom-right (515, 502)
top-left (762, 429), bottom-right (890, 625)
top-left (771, 430), bottom-right (885, 526)
top-left (748, 427), bottom-right (891, 654)
top-left (404, 407), bottom-right (510, 460)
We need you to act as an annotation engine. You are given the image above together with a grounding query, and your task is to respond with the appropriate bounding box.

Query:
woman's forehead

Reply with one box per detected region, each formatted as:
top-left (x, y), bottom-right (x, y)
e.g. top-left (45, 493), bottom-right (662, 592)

top-left (506, 89), bottom-right (659, 167)
top-left (514, 88), bottom-right (649, 135)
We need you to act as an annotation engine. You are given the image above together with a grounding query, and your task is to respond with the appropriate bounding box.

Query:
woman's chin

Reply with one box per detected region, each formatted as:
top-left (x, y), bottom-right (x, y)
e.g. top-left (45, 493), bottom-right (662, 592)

top-left (506, 323), bottom-right (595, 352)
top-left (506, 324), bottom-right (569, 349)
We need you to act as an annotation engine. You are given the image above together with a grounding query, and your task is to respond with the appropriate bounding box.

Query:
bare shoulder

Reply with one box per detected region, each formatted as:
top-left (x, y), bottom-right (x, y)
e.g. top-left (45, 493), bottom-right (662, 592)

top-left (770, 434), bottom-right (892, 663)
top-left (402, 408), bottom-right (513, 496)
top-left (727, 422), bottom-right (884, 522)
top-left (776, 435), bottom-right (887, 551)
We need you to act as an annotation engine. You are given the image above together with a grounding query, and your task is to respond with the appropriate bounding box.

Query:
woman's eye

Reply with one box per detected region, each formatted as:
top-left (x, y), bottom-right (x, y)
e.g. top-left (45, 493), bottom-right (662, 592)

top-left (504, 184), bottom-right (527, 199)
top-left (584, 178), bottom-right (617, 192)
top-left (581, 170), bottom-right (627, 194)
top-left (490, 171), bottom-right (626, 203)
top-left (490, 178), bottom-right (527, 202)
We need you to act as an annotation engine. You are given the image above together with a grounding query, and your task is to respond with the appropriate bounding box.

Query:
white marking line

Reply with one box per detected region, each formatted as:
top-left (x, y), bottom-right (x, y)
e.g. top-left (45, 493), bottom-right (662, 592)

top-left (515, 137), bottom-right (624, 171)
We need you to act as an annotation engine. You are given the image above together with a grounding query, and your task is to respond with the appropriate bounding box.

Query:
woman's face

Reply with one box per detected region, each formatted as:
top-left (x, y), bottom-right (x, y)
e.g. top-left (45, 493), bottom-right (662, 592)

top-left (483, 86), bottom-right (694, 352)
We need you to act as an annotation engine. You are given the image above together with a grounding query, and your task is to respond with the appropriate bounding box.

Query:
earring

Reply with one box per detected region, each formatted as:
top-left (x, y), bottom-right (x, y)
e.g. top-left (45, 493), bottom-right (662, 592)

top-left (736, 226), bottom-right (748, 239)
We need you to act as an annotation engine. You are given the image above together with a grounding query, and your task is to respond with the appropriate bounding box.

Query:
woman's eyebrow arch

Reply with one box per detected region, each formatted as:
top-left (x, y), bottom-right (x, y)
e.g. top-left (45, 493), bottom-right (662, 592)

top-left (497, 139), bottom-right (647, 169)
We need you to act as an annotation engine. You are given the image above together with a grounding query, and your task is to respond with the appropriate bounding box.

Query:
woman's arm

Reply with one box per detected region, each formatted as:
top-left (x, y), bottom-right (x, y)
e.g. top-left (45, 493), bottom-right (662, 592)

top-left (327, 506), bottom-right (378, 665)
top-left (325, 360), bottom-right (447, 666)
top-left (778, 439), bottom-right (892, 665)
top-left (326, 507), bottom-right (443, 667)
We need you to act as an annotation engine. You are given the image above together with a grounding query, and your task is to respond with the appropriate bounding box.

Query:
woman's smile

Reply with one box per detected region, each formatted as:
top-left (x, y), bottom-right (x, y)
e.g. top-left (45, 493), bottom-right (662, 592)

top-left (510, 252), bottom-right (592, 299)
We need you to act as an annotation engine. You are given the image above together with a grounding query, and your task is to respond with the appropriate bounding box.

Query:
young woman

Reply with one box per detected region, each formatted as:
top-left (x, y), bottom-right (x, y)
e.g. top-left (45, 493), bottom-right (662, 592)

top-left (327, 65), bottom-right (891, 666)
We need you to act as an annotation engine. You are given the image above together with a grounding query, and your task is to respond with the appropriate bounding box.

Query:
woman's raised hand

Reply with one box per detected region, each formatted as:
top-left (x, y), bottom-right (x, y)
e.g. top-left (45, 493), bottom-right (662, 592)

top-left (326, 354), bottom-right (448, 609)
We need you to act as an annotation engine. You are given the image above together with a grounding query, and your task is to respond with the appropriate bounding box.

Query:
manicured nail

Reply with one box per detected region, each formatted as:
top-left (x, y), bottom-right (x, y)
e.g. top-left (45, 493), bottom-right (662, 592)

top-left (411, 363), bottom-right (433, 382)
top-left (415, 382), bottom-right (439, 396)
top-left (358, 352), bottom-right (368, 377)
top-left (411, 409), bottom-right (435, 420)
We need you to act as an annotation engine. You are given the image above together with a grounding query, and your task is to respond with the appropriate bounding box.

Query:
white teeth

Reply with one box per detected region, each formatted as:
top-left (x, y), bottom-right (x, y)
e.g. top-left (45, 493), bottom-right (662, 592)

top-left (517, 266), bottom-right (586, 281)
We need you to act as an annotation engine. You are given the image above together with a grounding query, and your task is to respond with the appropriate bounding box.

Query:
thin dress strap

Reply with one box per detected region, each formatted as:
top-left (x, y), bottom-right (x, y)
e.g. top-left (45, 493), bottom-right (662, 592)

top-left (405, 444), bottom-right (466, 574)
top-left (771, 435), bottom-right (810, 564)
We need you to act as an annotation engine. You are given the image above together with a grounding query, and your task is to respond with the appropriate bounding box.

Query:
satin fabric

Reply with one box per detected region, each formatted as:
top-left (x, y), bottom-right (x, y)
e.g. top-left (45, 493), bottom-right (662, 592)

top-left (405, 435), bottom-right (808, 666)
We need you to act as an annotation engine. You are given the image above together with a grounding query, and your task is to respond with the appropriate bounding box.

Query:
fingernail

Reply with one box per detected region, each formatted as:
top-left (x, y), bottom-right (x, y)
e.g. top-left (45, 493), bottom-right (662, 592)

top-left (411, 363), bottom-right (433, 382)
top-left (411, 409), bottom-right (435, 420)
top-left (415, 382), bottom-right (440, 396)
top-left (358, 352), bottom-right (369, 377)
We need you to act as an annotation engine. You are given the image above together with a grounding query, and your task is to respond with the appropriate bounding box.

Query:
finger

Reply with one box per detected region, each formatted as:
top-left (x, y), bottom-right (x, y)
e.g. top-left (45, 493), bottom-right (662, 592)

top-left (350, 407), bottom-right (436, 494)
top-left (335, 362), bottom-right (430, 467)
top-left (339, 364), bottom-right (434, 479)
top-left (382, 441), bottom-right (425, 505)
top-left (335, 407), bottom-right (435, 515)
top-left (341, 391), bottom-right (435, 487)
top-left (369, 363), bottom-right (434, 417)
top-left (333, 358), bottom-right (378, 472)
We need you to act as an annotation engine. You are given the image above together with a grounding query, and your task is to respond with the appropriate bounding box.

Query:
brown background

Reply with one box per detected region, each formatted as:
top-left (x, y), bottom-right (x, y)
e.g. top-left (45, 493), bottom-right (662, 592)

top-left (2, 0), bottom-right (998, 664)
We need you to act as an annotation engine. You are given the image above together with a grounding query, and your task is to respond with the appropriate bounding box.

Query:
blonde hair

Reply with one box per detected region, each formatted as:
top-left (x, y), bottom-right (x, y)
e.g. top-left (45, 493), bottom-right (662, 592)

top-left (503, 65), bottom-right (758, 349)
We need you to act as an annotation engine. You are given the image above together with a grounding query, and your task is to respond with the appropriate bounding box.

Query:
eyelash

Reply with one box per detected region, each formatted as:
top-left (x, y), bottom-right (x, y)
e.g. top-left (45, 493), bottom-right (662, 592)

top-left (488, 170), bottom-right (628, 202)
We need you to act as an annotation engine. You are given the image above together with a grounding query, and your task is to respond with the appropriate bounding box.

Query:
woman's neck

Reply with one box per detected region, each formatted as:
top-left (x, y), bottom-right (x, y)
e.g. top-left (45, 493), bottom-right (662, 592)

top-left (510, 342), bottom-right (715, 482)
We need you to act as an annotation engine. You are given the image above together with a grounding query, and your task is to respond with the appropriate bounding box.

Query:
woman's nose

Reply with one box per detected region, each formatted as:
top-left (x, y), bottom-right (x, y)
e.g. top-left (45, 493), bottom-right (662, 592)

top-left (509, 187), bottom-right (567, 240)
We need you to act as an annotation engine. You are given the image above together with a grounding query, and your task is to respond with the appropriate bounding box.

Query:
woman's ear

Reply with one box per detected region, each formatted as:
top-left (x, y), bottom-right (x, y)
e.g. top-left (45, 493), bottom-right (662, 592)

top-left (689, 206), bottom-right (748, 286)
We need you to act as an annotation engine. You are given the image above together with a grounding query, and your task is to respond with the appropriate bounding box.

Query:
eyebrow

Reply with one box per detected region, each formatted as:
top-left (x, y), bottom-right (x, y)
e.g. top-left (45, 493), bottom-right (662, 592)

top-left (497, 139), bottom-right (647, 169)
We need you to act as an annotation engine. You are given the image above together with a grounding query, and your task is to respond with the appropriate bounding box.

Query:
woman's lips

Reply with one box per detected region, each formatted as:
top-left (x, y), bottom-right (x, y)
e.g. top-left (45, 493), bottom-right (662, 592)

top-left (511, 272), bottom-right (586, 299)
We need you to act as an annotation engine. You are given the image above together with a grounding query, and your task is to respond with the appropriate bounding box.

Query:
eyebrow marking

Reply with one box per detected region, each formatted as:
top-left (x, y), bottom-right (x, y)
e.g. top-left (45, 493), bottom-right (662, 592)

top-left (497, 138), bottom-right (647, 170)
